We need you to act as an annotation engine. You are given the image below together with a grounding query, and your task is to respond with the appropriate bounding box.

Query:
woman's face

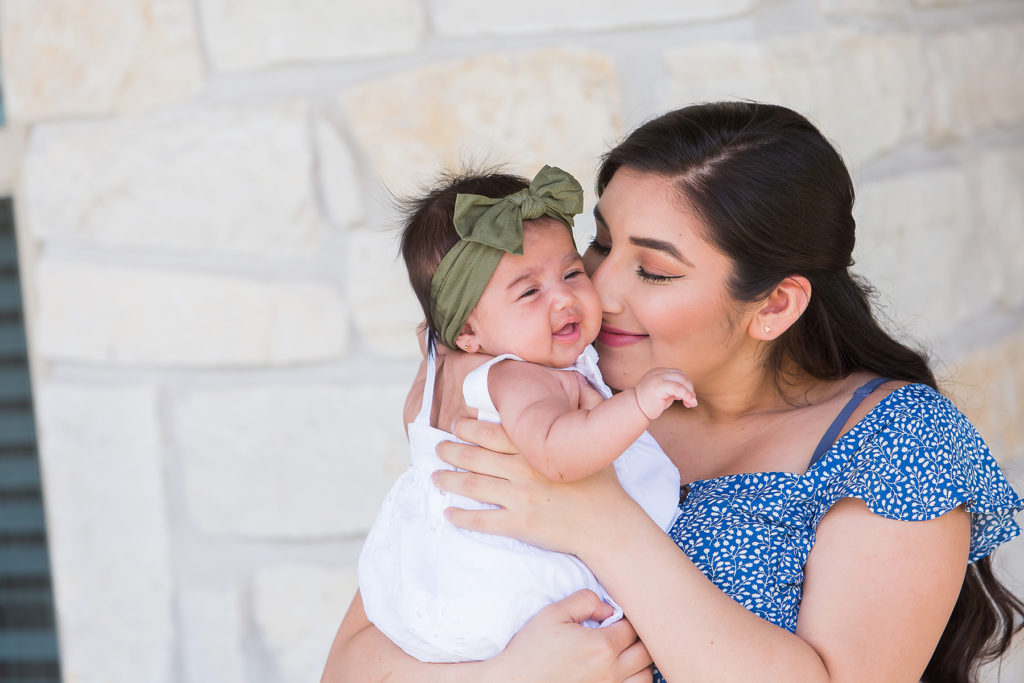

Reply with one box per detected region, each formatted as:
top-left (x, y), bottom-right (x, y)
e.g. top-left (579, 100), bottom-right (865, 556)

top-left (583, 168), bottom-right (752, 392)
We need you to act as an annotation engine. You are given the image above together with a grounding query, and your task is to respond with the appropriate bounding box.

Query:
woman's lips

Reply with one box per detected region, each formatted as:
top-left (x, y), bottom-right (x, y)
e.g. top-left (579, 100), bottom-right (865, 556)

top-left (596, 325), bottom-right (648, 347)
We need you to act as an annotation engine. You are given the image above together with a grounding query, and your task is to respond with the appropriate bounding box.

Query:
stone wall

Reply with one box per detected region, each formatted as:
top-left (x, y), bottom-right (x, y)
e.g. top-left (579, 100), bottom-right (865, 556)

top-left (2, 1), bottom-right (1023, 681)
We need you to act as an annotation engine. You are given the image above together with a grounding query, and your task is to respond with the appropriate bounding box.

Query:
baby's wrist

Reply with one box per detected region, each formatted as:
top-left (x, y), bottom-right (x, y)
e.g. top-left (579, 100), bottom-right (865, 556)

top-left (632, 388), bottom-right (656, 422)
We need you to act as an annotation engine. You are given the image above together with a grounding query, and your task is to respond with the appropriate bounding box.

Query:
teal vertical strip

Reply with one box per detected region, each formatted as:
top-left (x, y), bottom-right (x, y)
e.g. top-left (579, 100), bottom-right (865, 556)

top-left (0, 197), bottom-right (61, 682)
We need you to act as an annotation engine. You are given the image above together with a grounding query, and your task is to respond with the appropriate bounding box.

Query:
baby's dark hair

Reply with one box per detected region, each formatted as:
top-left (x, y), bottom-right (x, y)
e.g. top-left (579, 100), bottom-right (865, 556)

top-left (399, 170), bottom-right (529, 350)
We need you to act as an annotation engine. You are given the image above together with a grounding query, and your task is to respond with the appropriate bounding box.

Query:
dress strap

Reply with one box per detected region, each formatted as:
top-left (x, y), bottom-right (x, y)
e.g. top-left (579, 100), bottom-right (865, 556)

top-left (808, 377), bottom-right (893, 469)
top-left (413, 346), bottom-right (440, 426)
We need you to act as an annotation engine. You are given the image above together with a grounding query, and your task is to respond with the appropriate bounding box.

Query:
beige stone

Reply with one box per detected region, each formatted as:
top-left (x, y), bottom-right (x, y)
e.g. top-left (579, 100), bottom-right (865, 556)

top-left (253, 564), bottom-right (359, 683)
top-left (432, 0), bottom-right (765, 35)
top-left (35, 382), bottom-right (174, 683)
top-left (816, 0), bottom-right (908, 15)
top-left (341, 48), bottom-right (622, 197)
top-left (347, 228), bottom-right (423, 359)
top-left (852, 168), bottom-right (998, 346)
top-left (946, 330), bottom-right (1024, 466)
top-left (23, 102), bottom-right (324, 255)
top-left (664, 30), bottom-right (927, 168)
top-left (314, 116), bottom-right (365, 229)
top-left (0, 0), bottom-right (203, 120)
top-left (34, 260), bottom-right (349, 366)
top-left (973, 148), bottom-right (1024, 310)
top-left (198, 0), bottom-right (425, 72)
top-left (0, 126), bottom-right (24, 194)
top-left (180, 584), bottom-right (246, 683)
top-left (927, 22), bottom-right (1024, 140)
top-left (175, 383), bottom-right (410, 538)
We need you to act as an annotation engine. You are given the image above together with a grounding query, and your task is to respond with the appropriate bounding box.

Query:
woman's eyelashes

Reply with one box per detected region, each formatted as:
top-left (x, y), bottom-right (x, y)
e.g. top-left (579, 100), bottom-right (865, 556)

top-left (586, 236), bottom-right (610, 256)
top-left (635, 266), bottom-right (683, 283)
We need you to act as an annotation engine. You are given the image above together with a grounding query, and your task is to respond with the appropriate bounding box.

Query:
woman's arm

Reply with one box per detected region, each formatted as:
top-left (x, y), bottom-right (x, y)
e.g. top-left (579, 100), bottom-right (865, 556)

top-left (321, 588), bottom-right (655, 682)
top-left (437, 420), bottom-right (971, 682)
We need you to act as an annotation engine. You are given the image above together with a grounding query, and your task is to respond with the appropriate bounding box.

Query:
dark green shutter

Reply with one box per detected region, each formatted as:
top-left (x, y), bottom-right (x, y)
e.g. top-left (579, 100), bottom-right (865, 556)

top-left (0, 198), bottom-right (62, 682)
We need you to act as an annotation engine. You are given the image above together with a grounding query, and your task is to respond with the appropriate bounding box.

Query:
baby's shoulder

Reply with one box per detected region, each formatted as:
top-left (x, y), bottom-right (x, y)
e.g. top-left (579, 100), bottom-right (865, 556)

top-left (488, 358), bottom-right (578, 403)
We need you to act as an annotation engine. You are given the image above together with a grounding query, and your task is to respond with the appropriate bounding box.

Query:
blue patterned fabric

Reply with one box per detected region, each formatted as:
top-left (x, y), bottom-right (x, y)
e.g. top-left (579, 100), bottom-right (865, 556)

top-left (653, 384), bottom-right (1022, 681)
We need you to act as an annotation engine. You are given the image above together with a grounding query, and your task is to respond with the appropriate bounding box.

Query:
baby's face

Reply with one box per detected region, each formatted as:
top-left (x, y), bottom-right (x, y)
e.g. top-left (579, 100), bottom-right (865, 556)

top-left (464, 218), bottom-right (602, 368)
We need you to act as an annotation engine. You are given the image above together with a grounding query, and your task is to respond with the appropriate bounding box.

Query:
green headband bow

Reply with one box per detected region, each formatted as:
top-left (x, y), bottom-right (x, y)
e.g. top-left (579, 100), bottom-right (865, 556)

top-left (430, 165), bottom-right (584, 350)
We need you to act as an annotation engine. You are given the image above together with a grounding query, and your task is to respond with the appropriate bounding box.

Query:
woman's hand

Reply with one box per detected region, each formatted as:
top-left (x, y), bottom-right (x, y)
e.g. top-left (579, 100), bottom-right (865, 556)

top-left (434, 417), bottom-right (636, 556)
top-left (494, 590), bottom-right (653, 683)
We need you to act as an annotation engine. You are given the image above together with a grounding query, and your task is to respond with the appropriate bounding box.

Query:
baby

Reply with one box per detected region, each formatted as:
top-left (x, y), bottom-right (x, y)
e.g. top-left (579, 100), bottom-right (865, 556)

top-left (358, 166), bottom-right (692, 663)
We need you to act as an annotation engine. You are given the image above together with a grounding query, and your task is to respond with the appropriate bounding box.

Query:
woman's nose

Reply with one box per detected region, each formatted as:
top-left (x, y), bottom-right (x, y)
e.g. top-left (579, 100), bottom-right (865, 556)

top-left (589, 259), bottom-right (621, 313)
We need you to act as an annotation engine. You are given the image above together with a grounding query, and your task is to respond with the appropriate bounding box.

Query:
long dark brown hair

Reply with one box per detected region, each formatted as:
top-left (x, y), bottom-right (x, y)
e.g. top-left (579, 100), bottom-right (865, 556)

top-left (597, 101), bottom-right (1023, 682)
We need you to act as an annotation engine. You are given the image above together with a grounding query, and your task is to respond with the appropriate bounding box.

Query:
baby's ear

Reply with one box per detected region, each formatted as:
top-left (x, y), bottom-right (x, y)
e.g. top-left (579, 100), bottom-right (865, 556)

top-left (454, 325), bottom-right (481, 354)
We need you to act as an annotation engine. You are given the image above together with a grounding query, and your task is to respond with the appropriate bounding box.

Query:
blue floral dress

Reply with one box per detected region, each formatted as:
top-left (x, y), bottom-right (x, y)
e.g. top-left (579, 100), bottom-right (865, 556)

top-left (653, 383), bottom-right (1022, 682)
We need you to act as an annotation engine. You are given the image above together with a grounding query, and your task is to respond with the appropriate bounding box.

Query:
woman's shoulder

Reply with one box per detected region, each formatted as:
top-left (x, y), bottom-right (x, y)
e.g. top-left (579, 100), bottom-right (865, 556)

top-left (812, 381), bottom-right (1023, 560)
top-left (859, 381), bottom-right (973, 439)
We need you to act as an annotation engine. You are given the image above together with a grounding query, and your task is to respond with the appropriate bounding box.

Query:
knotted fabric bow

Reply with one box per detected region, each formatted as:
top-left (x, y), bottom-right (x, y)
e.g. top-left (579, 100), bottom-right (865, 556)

top-left (430, 165), bottom-right (584, 350)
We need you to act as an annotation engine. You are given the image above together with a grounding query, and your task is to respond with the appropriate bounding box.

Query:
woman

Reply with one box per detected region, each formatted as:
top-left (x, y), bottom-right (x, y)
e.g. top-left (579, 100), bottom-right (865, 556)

top-left (323, 102), bottom-right (1024, 682)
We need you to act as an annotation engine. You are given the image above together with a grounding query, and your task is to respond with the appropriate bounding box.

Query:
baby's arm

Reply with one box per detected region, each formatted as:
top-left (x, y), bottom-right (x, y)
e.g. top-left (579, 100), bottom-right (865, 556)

top-left (490, 362), bottom-right (695, 482)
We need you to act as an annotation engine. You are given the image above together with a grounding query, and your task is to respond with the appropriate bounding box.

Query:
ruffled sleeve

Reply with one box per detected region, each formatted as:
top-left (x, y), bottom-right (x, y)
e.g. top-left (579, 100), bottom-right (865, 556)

top-left (812, 384), bottom-right (1023, 562)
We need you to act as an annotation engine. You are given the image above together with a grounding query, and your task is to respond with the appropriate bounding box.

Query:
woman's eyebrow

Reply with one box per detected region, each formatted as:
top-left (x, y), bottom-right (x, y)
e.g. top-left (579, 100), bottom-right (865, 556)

top-left (594, 205), bottom-right (693, 266)
top-left (628, 237), bottom-right (692, 266)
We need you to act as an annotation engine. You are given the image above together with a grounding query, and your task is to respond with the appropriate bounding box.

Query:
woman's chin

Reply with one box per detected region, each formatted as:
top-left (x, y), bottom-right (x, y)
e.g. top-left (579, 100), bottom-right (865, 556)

top-left (594, 353), bottom-right (639, 391)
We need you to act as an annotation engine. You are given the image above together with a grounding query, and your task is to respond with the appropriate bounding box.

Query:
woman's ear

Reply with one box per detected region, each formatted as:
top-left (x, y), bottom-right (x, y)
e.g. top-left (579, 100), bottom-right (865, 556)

top-left (454, 324), bottom-right (481, 353)
top-left (749, 275), bottom-right (811, 340)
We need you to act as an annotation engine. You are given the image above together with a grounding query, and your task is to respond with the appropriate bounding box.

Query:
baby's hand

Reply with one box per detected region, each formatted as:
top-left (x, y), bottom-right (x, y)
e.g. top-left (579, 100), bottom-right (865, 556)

top-left (634, 367), bottom-right (697, 421)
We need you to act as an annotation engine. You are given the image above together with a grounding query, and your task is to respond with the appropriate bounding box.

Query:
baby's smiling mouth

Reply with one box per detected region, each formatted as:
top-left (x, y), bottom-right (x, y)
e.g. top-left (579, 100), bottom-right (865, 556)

top-left (553, 321), bottom-right (580, 339)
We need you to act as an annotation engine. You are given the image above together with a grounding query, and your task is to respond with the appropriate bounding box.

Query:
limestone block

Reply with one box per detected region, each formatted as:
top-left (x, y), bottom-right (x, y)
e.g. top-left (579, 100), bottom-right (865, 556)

top-left (852, 168), bottom-right (998, 346)
top-left (816, 0), bottom-right (908, 15)
top-left (946, 329), bottom-right (1024, 466)
top-left (973, 148), bottom-right (1024, 309)
top-left (432, 0), bottom-right (765, 35)
top-left (175, 383), bottom-right (410, 538)
top-left (253, 564), bottom-right (359, 683)
top-left (664, 30), bottom-right (927, 168)
top-left (35, 382), bottom-right (173, 683)
top-left (0, 0), bottom-right (203, 120)
top-left (341, 48), bottom-right (622, 197)
top-left (180, 584), bottom-right (246, 683)
top-left (314, 117), bottom-right (365, 229)
top-left (35, 260), bottom-right (348, 366)
top-left (927, 22), bottom-right (1024, 140)
top-left (23, 102), bottom-right (324, 255)
top-left (198, 0), bottom-right (425, 72)
top-left (347, 229), bottom-right (423, 359)
top-left (0, 126), bottom-right (22, 194)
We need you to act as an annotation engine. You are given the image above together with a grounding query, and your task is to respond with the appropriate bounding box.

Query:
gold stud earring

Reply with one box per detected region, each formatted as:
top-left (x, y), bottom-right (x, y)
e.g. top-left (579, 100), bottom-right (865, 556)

top-left (764, 324), bottom-right (771, 335)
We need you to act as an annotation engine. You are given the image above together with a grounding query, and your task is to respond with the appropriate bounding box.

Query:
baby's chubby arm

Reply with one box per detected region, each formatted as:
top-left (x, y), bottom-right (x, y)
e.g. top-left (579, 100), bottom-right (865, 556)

top-left (489, 362), bottom-right (695, 482)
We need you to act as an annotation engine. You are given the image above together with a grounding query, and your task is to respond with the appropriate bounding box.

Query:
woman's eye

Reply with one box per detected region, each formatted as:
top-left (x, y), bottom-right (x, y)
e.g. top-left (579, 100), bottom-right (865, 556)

top-left (636, 266), bottom-right (681, 284)
top-left (586, 237), bottom-right (610, 256)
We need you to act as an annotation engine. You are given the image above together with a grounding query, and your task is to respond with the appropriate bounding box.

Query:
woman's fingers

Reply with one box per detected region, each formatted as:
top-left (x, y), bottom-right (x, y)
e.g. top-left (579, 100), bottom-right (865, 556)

top-left (617, 635), bottom-right (654, 681)
top-left (451, 417), bottom-right (519, 453)
top-left (557, 589), bottom-right (615, 625)
top-left (437, 439), bottom-right (532, 481)
top-left (433, 468), bottom-right (509, 506)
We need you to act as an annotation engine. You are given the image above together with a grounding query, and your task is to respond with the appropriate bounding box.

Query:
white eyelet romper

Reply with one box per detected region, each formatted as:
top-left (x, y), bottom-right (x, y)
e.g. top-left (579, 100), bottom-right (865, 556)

top-left (358, 345), bottom-right (680, 662)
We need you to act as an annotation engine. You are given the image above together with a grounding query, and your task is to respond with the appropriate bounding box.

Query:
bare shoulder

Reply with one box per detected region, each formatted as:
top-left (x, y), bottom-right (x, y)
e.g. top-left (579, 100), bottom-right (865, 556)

top-left (488, 360), bottom-right (577, 407)
top-left (833, 374), bottom-right (913, 440)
